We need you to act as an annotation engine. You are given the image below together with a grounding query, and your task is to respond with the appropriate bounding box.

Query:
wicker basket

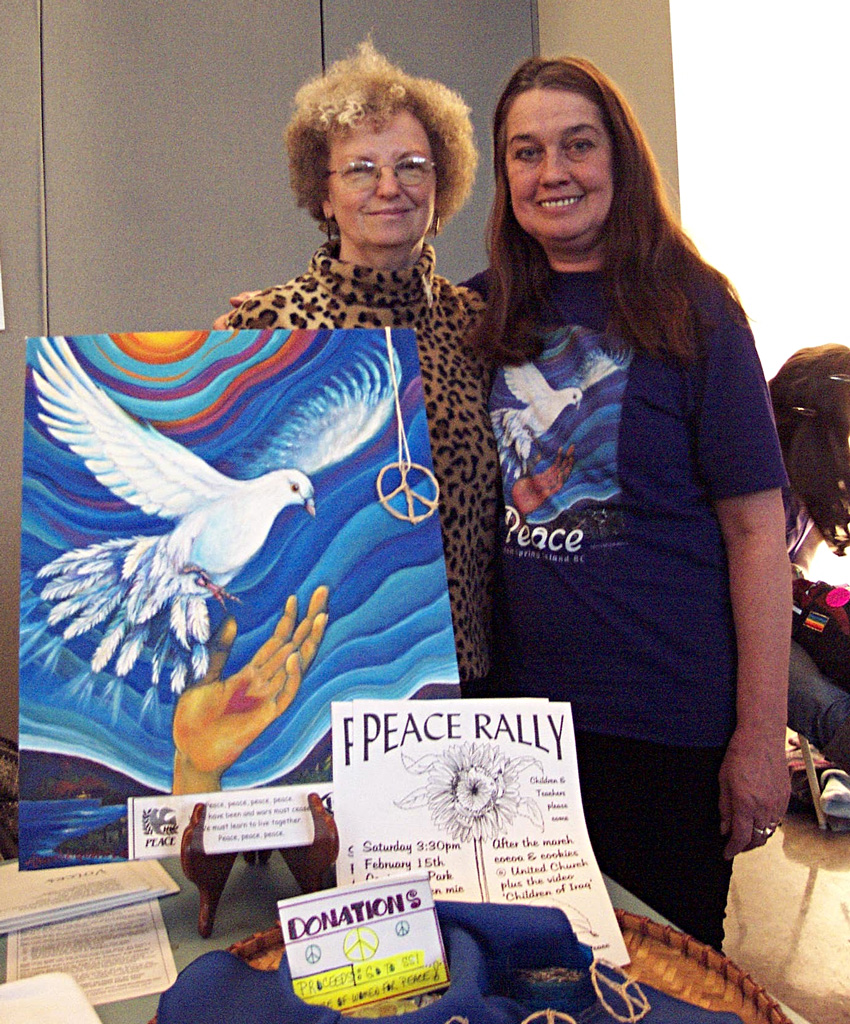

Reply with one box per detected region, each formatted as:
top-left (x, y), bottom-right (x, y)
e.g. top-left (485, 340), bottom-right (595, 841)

top-left (613, 909), bottom-right (794, 1024)
top-left (149, 910), bottom-right (795, 1023)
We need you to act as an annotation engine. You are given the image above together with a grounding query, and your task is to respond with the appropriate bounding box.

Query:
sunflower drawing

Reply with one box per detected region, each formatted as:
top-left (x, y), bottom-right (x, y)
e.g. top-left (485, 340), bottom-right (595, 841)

top-left (395, 742), bottom-right (544, 899)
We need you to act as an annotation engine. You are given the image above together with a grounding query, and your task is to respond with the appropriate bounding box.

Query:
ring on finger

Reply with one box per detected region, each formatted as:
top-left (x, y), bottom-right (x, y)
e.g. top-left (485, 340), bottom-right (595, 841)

top-left (752, 820), bottom-right (781, 839)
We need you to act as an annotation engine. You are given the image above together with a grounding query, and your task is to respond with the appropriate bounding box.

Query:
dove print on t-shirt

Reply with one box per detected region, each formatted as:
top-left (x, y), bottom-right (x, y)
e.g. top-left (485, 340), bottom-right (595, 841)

top-left (490, 325), bottom-right (631, 557)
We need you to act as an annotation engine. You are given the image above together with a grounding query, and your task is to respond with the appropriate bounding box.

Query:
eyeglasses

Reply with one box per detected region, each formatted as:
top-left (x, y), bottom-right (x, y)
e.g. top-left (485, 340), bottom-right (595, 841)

top-left (326, 156), bottom-right (435, 191)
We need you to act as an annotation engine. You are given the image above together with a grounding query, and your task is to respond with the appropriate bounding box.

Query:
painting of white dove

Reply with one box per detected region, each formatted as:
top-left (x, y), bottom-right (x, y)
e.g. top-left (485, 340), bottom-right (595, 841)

top-left (18, 328), bottom-right (459, 869)
top-left (33, 336), bottom-right (318, 695)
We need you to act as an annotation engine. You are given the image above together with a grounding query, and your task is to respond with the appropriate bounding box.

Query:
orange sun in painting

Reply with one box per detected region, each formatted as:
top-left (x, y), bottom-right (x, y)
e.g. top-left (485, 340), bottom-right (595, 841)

top-left (109, 331), bottom-right (209, 366)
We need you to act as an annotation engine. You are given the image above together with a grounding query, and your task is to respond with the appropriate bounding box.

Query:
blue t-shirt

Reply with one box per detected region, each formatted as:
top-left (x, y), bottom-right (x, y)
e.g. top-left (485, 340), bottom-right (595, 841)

top-left (471, 270), bottom-right (787, 746)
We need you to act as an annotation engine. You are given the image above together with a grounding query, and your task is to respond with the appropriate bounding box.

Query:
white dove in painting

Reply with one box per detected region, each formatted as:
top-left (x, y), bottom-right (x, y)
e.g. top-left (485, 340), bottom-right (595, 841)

top-left (494, 346), bottom-right (625, 473)
top-left (32, 335), bottom-right (397, 695)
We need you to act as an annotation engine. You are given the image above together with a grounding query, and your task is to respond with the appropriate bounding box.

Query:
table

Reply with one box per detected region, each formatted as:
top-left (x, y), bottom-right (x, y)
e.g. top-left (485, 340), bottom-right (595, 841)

top-left (3, 855), bottom-right (810, 1024)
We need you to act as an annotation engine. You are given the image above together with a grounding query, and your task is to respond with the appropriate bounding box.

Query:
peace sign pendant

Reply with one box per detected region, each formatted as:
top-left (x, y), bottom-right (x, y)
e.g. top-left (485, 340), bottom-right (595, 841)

top-left (376, 461), bottom-right (439, 524)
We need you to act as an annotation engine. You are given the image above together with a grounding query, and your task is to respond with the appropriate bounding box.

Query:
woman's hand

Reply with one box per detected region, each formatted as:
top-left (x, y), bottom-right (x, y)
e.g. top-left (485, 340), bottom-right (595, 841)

top-left (212, 291), bottom-right (260, 330)
top-left (171, 586), bottom-right (329, 794)
top-left (714, 488), bottom-right (791, 858)
top-left (718, 725), bottom-right (789, 857)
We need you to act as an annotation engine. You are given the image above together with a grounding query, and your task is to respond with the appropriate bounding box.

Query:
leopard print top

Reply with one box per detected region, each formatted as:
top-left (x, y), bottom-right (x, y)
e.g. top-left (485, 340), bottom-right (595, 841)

top-left (225, 242), bottom-right (498, 683)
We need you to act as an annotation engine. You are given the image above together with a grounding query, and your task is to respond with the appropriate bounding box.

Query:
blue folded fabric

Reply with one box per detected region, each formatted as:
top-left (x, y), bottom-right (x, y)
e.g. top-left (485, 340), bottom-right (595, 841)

top-left (157, 901), bottom-right (744, 1024)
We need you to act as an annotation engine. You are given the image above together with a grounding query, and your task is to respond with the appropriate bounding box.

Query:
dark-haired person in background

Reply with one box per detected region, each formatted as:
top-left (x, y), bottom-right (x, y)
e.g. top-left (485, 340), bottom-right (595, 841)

top-left (770, 343), bottom-right (850, 776)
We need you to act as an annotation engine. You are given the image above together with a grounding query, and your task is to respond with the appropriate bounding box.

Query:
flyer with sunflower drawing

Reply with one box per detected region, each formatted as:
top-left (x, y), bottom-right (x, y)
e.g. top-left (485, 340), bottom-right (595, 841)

top-left (331, 698), bottom-right (628, 966)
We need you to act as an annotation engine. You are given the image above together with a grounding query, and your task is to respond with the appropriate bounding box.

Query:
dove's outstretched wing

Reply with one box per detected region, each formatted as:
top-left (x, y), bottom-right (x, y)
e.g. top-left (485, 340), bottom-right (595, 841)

top-left (575, 347), bottom-right (627, 392)
top-left (495, 362), bottom-right (582, 474)
top-left (503, 362), bottom-right (549, 410)
top-left (33, 336), bottom-right (240, 519)
top-left (493, 364), bottom-right (547, 475)
top-left (243, 343), bottom-right (401, 477)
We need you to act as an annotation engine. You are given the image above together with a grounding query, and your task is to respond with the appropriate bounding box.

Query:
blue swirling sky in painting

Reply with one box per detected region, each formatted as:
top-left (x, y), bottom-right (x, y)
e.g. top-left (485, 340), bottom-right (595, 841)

top-left (19, 328), bottom-right (458, 795)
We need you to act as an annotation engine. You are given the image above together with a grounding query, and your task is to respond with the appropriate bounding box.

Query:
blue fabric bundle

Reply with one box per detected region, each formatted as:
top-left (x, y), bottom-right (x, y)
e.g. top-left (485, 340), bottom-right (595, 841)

top-left (157, 901), bottom-right (744, 1024)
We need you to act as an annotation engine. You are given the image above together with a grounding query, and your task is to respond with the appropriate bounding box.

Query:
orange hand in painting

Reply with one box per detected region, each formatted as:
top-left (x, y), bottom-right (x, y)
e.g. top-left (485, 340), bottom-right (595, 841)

top-left (511, 444), bottom-right (575, 519)
top-left (171, 586), bottom-right (329, 794)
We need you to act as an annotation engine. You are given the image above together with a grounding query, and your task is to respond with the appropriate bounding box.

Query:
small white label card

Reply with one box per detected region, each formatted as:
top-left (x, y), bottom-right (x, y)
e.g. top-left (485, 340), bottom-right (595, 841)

top-left (332, 698), bottom-right (629, 965)
top-left (278, 873), bottom-right (447, 1013)
top-left (128, 783), bottom-right (332, 859)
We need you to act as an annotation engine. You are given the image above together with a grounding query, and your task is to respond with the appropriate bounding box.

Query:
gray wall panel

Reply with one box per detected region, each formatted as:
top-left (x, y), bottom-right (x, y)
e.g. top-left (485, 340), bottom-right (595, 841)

top-left (323, 1), bottom-right (538, 283)
top-left (0, 0), bottom-right (43, 741)
top-left (41, 0), bottom-right (322, 334)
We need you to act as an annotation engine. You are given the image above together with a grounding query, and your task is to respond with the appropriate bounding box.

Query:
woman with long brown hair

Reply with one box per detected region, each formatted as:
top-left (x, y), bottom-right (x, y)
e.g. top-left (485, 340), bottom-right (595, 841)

top-left (467, 56), bottom-right (790, 950)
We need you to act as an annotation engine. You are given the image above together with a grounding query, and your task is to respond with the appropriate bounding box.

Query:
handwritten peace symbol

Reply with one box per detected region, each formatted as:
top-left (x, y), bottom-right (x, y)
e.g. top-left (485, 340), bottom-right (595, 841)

top-left (376, 462), bottom-right (439, 524)
top-left (304, 944), bottom-right (321, 965)
top-left (395, 920), bottom-right (410, 937)
top-left (342, 926), bottom-right (379, 962)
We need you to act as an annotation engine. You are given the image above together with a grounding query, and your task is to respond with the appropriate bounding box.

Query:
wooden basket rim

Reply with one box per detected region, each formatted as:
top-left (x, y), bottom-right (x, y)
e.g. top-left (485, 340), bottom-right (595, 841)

top-left (614, 908), bottom-right (794, 1024)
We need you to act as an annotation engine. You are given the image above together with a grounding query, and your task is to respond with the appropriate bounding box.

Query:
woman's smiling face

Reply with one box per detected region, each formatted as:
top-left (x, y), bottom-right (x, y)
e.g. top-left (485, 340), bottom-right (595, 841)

top-left (322, 110), bottom-right (436, 272)
top-left (504, 87), bottom-right (614, 272)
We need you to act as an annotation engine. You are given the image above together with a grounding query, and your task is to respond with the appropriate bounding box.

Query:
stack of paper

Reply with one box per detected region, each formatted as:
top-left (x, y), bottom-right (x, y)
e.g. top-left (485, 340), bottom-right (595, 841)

top-left (6, 899), bottom-right (178, 1006)
top-left (0, 859), bottom-right (179, 933)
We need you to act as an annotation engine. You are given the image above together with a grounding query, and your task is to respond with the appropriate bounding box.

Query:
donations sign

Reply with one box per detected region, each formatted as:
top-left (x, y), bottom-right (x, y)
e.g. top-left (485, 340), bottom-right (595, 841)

top-left (278, 874), bottom-right (447, 1012)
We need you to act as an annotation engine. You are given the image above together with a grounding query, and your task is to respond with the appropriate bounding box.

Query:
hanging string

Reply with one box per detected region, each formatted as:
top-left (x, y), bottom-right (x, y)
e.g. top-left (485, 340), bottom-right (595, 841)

top-left (376, 327), bottom-right (439, 524)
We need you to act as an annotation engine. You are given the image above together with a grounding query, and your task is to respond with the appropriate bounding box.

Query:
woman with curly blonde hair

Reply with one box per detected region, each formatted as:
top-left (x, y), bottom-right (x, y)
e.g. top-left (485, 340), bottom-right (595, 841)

top-left (284, 40), bottom-right (476, 237)
top-left (217, 42), bottom-right (498, 690)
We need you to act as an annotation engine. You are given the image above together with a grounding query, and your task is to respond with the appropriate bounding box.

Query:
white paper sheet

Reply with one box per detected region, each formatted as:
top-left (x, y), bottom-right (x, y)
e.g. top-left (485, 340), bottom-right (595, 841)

top-left (128, 782), bottom-right (333, 858)
top-left (332, 698), bottom-right (629, 965)
top-left (0, 972), bottom-right (101, 1024)
top-left (6, 899), bottom-right (177, 1005)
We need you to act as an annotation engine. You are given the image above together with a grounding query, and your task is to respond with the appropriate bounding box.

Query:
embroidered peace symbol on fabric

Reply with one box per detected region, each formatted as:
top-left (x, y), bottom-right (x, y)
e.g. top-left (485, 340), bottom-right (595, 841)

top-left (519, 1011), bottom-right (578, 1024)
